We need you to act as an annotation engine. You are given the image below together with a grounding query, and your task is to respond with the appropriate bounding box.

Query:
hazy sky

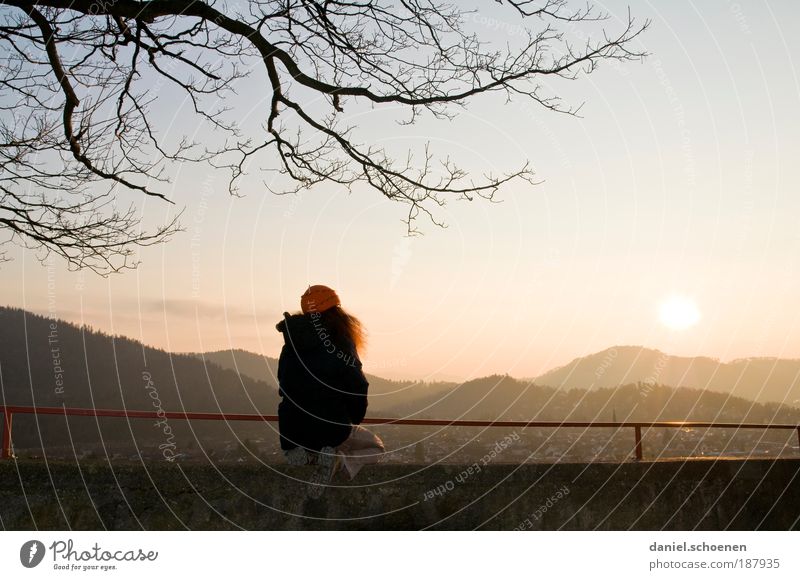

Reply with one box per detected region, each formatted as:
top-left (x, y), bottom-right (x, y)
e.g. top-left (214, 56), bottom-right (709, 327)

top-left (2, 1), bottom-right (799, 381)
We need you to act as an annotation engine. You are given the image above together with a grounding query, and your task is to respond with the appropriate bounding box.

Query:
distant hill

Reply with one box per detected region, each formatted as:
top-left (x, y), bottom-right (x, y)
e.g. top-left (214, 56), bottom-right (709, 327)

top-left (535, 346), bottom-right (800, 406)
top-left (396, 374), bottom-right (800, 424)
top-left (2, 306), bottom-right (798, 456)
top-left (191, 348), bottom-right (457, 414)
top-left (0, 307), bottom-right (279, 452)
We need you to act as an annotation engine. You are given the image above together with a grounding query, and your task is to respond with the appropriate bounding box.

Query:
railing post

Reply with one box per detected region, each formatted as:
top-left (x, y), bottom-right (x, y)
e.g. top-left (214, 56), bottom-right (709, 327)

top-left (634, 425), bottom-right (643, 462)
top-left (1, 407), bottom-right (11, 460)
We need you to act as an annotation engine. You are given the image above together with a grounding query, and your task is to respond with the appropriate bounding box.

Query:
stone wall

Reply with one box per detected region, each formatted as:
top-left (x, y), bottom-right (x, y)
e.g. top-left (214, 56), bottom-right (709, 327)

top-left (1, 458), bottom-right (798, 530)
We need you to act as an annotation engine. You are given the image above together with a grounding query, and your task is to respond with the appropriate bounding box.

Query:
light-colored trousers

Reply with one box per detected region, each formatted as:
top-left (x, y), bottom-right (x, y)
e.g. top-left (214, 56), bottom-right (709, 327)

top-left (337, 425), bottom-right (385, 479)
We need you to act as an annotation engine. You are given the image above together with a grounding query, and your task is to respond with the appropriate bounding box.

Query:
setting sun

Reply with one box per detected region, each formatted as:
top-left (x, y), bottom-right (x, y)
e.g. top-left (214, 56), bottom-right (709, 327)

top-left (659, 296), bottom-right (701, 330)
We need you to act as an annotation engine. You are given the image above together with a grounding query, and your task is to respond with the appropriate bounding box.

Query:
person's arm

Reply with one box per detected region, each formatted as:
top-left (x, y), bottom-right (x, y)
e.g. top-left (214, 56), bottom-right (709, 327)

top-left (275, 312), bottom-right (291, 398)
top-left (276, 346), bottom-right (286, 398)
top-left (341, 359), bottom-right (369, 425)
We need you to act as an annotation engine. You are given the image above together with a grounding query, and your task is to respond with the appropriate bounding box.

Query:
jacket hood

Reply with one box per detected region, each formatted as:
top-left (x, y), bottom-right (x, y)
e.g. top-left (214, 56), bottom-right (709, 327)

top-left (276, 312), bottom-right (320, 351)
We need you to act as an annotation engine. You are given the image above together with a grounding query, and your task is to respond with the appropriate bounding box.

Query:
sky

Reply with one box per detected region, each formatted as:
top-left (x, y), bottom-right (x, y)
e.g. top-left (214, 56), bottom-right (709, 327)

top-left (2, 1), bottom-right (799, 381)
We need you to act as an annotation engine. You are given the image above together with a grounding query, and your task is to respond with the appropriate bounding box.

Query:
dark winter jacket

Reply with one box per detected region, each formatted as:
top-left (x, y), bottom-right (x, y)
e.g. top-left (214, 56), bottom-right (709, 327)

top-left (275, 311), bottom-right (369, 451)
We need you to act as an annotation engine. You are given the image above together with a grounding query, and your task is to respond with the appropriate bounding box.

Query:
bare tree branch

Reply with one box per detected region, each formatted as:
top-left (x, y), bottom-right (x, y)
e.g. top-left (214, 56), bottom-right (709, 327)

top-left (0, 0), bottom-right (649, 271)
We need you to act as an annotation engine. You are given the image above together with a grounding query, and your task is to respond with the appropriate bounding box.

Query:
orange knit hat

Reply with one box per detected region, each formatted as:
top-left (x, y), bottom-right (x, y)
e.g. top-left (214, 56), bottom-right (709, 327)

top-left (300, 285), bottom-right (340, 314)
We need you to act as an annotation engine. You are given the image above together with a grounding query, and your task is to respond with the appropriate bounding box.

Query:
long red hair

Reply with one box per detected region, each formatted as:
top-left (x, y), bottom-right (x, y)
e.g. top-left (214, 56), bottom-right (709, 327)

top-left (319, 306), bottom-right (366, 355)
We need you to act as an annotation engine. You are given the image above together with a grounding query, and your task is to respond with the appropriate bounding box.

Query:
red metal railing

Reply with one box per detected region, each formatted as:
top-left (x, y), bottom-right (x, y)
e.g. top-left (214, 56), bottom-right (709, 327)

top-left (2, 404), bottom-right (799, 461)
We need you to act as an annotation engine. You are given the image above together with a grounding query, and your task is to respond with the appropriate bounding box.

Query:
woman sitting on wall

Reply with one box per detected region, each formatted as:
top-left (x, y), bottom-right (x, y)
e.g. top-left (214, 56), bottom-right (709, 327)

top-left (275, 285), bottom-right (385, 496)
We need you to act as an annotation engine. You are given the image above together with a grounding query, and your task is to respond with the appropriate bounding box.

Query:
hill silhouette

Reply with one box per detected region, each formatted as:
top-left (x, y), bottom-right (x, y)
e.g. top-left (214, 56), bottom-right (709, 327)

top-left (193, 349), bottom-right (800, 424)
top-left (2, 306), bottom-right (798, 459)
top-left (0, 307), bottom-right (279, 454)
top-left (536, 346), bottom-right (800, 406)
top-left (191, 348), bottom-right (456, 414)
top-left (392, 374), bottom-right (799, 424)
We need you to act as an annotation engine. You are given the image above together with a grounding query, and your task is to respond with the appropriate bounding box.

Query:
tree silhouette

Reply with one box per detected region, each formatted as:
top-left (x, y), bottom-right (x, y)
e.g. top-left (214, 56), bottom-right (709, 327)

top-left (0, 0), bottom-right (648, 273)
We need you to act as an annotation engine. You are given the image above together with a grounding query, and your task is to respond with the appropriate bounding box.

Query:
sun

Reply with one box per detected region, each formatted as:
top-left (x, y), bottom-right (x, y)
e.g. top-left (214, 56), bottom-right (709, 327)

top-left (659, 296), bottom-right (701, 330)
